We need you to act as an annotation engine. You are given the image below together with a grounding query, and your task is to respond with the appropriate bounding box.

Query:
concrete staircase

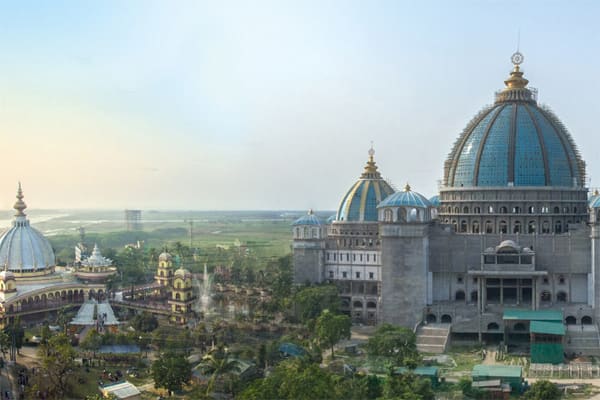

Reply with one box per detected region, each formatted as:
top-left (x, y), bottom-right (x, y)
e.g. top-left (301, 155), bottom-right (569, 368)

top-left (416, 323), bottom-right (451, 354)
top-left (565, 325), bottom-right (600, 356)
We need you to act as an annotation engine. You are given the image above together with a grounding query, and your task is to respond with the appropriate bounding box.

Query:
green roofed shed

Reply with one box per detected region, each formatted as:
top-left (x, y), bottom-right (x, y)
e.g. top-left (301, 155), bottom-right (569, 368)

top-left (530, 321), bottom-right (566, 336)
top-left (502, 309), bottom-right (563, 321)
top-left (472, 365), bottom-right (523, 392)
top-left (394, 366), bottom-right (440, 387)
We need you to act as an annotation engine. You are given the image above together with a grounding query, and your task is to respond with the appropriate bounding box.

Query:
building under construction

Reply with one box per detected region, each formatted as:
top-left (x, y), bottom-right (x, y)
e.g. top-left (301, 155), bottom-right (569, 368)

top-left (124, 209), bottom-right (142, 231)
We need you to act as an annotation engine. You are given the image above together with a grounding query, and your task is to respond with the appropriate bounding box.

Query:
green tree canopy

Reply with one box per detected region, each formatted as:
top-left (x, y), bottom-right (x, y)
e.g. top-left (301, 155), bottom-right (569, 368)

top-left (38, 333), bottom-right (77, 398)
top-left (152, 352), bottom-right (192, 394)
top-left (239, 358), bottom-right (336, 400)
top-left (315, 310), bottom-right (351, 359)
top-left (524, 380), bottom-right (561, 400)
top-left (383, 372), bottom-right (434, 400)
top-left (293, 285), bottom-right (340, 323)
top-left (366, 324), bottom-right (420, 367)
top-left (131, 311), bottom-right (159, 332)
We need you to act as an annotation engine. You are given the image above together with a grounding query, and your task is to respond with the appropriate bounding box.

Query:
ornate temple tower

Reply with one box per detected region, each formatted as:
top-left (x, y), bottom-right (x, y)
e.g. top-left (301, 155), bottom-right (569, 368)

top-left (155, 251), bottom-right (174, 288)
top-left (168, 268), bottom-right (195, 324)
top-left (292, 210), bottom-right (325, 284)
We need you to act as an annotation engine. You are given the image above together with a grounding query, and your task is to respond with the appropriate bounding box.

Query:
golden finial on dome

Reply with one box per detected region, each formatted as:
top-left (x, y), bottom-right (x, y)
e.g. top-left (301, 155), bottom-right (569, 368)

top-left (504, 52), bottom-right (528, 89)
top-left (594, 189), bottom-right (600, 196)
top-left (308, 208), bottom-right (313, 215)
top-left (361, 143), bottom-right (381, 179)
top-left (13, 182), bottom-right (27, 217)
top-left (404, 183), bottom-right (411, 192)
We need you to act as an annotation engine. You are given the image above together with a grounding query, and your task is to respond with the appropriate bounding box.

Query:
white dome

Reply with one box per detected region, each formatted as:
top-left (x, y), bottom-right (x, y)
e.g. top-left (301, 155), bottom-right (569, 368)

top-left (0, 184), bottom-right (55, 272)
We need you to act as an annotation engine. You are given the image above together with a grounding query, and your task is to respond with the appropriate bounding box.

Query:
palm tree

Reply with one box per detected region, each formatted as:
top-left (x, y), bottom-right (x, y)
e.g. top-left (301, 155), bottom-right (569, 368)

top-left (202, 346), bottom-right (240, 397)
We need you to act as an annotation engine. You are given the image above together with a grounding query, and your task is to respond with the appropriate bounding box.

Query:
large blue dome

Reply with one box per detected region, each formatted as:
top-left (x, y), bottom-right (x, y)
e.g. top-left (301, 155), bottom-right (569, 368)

top-left (444, 62), bottom-right (585, 188)
top-left (336, 148), bottom-right (395, 222)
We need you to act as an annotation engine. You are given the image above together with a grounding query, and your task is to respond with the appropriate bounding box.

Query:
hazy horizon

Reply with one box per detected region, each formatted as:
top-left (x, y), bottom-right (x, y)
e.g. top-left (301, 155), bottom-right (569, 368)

top-left (2, 1), bottom-right (600, 210)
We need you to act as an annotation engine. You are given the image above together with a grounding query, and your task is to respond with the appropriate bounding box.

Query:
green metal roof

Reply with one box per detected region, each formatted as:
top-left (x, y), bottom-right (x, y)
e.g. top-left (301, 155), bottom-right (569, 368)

top-left (394, 366), bottom-right (439, 377)
top-left (472, 365), bottom-right (523, 379)
top-left (530, 321), bottom-right (566, 336)
top-left (502, 309), bottom-right (563, 322)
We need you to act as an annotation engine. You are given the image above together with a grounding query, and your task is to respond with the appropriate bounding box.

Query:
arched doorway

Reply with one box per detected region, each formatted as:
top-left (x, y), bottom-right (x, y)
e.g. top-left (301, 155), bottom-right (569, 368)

top-left (487, 322), bottom-right (500, 330)
top-left (426, 314), bottom-right (436, 324)
top-left (441, 314), bottom-right (452, 323)
top-left (565, 316), bottom-right (576, 325)
top-left (582, 316), bottom-right (593, 325)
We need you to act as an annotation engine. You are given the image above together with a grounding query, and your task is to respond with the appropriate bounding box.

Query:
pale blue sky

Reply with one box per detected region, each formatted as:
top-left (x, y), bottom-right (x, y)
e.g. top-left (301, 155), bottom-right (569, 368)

top-left (1, 1), bottom-right (599, 210)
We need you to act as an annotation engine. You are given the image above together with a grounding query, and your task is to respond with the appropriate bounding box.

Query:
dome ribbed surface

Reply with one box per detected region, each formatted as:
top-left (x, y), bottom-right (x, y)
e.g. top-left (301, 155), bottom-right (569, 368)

top-left (292, 211), bottom-right (321, 226)
top-left (0, 218), bottom-right (55, 271)
top-left (445, 103), bottom-right (584, 188)
top-left (378, 188), bottom-right (431, 208)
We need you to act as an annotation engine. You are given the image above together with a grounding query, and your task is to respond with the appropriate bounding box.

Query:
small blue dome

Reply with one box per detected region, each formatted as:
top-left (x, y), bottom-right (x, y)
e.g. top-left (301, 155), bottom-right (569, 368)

top-left (336, 149), bottom-right (395, 222)
top-left (378, 184), bottom-right (431, 208)
top-left (429, 195), bottom-right (440, 207)
top-left (444, 63), bottom-right (585, 188)
top-left (590, 194), bottom-right (600, 209)
top-left (292, 210), bottom-right (321, 226)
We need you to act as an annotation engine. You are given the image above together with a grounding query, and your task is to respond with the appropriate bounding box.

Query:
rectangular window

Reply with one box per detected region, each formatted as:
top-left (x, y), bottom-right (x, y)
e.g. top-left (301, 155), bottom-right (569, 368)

top-left (356, 272), bottom-right (360, 279)
top-left (329, 271), bottom-right (334, 278)
top-left (327, 253), bottom-right (330, 261)
top-left (342, 271), bottom-right (347, 278)
top-left (353, 254), bottom-right (356, 261)
top-left (369, 272), bottom-right (374, 279)
top-left (367, 254), bottom-right (370, 262)
top-left (374, 254), bottom-right (377, 262)
top-left (334, 253), bottom-right (337, 261)
top-left (360, 254), bottom-right (363, 261)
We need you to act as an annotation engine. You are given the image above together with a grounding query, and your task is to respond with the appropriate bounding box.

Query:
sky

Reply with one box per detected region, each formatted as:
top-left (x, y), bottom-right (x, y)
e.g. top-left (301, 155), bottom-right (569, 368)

top-left (1, 0), bottom-right (599, 210)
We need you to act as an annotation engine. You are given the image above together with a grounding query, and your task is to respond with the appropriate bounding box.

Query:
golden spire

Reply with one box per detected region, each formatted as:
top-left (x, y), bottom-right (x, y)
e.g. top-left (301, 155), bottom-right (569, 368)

top-left (361, 144), bottom-right (381, 179)
top-left (13, 182), bottom-right (27, 217)
top-left (404, 183), bottom-right (411, 192)
top-left (495, 52), bottom-right (535, 103)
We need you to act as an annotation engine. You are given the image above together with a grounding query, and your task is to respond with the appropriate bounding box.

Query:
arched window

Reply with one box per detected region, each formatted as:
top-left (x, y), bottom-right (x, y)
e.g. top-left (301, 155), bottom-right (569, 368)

top-left (513, 221), bottom-right (521, 234)
top-left (353, 301), bottom-right (363, 308)
top-left (367, 301), bottom-right (377, 309)
top-left (474, 206), bottom-right (481, 214)
top-left (488, 205), bottom-right (494, 213)
top-left (513, 206), bottom-right (522, 214)
top-left (303, 227), bottom-right (308, 237)
top-left (384, 209), bottom-right (393, 222)
top-left (574, 207), bottom-right (578, 214)
top-left (563, 206), bottom-right (569, 213)
top-left (528, 221), bottom-right (536, 234)
top-left (565, 316), bottom-right (576, 325)
top-left (452, 220), bottom-right (458, 231)
top-left (441, 314), bottom-right (452, 323)
top-left (555, 220), bottom-right (562, 234)
top-left (485, 221), bottom-right (493, 234)
top-left (472, 221), bottom-right (480, 234)
top-left (553, 206), bottom-right (560, 214)
top-left (541, 291), bottom-right (551, 302)
top-left (426, 314), bottom-right (437, 323)
top-left (454, 207), bottom-right (459, 214)
top-left (460, 220), bottom-right (467, 233)
top-left (295, 228), bottom-right (300, 237)
top-left (582, 316), bottom-right (593, 325)
top-left (487, 322), bottom-right (500, 330)
top-left (500, 206), bottom-right (508, 214)
top-left (528, 206), bottom-right (535, 214)
top-left (455, 290), bottom-right (465, 301)
top-left (556, 291), bottom-right (567, 302)
top-left (542, 221), bottom-right (550, 234)
top-left (514, 322), bottom-right (527, 331)
top-left (175, 293), bottom-right (181, 300)
top-left (463, 206), bottom-right (469, 214)
top-left (499, 221), bottom-right (508, 234)
top-left (558, 275), bottom-right (565, 285)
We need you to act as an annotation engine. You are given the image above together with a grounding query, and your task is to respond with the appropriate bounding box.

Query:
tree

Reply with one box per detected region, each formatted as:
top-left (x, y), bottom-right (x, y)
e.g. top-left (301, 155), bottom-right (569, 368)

top-left (131, 311), bottom-right (158, 332)
top-left (239, 358), bottom-right (336, 400)
top-left (293, 285), bottom-right (340, 323)
top-left (0, 330), bottom-right (10, 360)
top-left (383, 372), bottom-right (434, 400)
top-left (202, 346), bottom-right (241, 396)
top-left (366, 324), bottom-right (420, 367)
top-left (80, 330), bottom-right (102, 361)
top-left (38, 333), bottom-right (77, 398)
top-left (315, 310), bottom-right (351, 359)
top-left (152, 352), bottom-right (192, 395)
top-left (524, 380), bottom-right (561, 400)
